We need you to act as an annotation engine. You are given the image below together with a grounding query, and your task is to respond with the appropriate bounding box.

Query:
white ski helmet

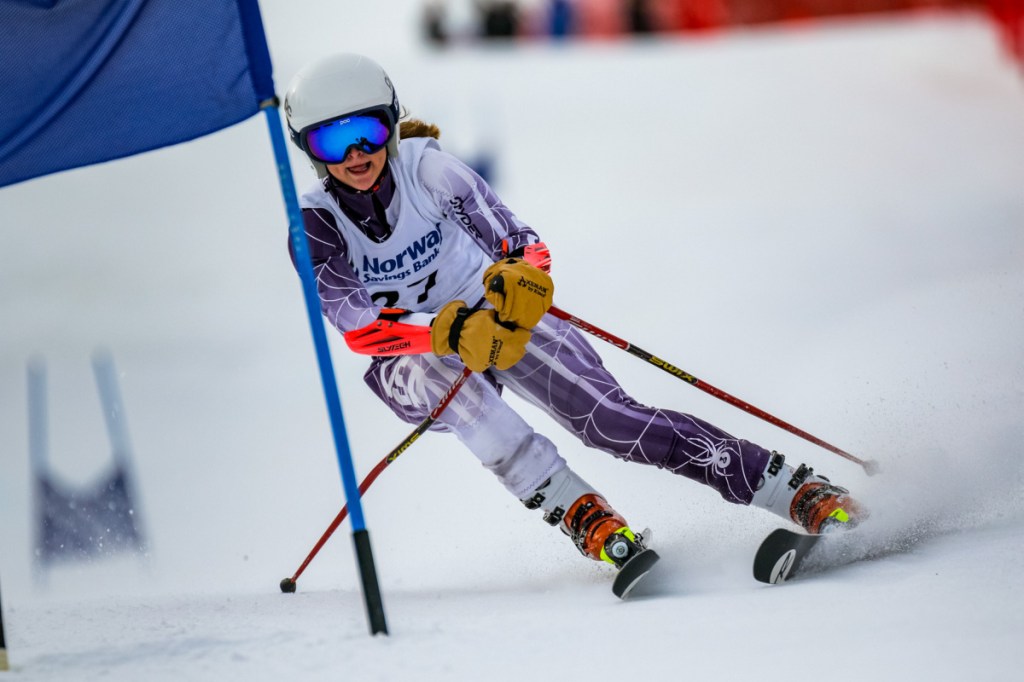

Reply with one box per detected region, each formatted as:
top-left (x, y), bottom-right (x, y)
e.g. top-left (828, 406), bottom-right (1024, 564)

top-left (284, 54), bottom-right (401, 180)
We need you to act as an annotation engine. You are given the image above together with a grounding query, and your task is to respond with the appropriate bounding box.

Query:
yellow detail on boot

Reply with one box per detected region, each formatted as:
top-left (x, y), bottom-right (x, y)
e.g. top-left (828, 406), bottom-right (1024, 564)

top-left (599, 527), bottom-right (636, 565)
top-left (829, 508), bottom-right (850, 523)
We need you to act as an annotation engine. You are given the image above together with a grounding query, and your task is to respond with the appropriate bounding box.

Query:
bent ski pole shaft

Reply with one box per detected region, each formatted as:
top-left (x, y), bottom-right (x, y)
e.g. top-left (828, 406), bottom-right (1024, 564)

top-left (281, 366), bottom-right (474, 592)
top-left (547, 305), bottom-right (879, 476)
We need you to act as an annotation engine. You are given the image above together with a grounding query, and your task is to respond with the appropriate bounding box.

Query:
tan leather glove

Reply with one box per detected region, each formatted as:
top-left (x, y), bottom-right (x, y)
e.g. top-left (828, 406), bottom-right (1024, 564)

top-left (431, 300), bottom-right (531, 372)
top-left (482, 258), bottom-right (554, 329)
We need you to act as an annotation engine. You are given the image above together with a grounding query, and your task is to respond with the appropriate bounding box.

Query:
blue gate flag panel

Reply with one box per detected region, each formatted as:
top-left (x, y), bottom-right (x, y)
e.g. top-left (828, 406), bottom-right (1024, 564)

top-left (36, 464), bottom-right (145, 564)
top-left (0, 0), bottom-right (276, 188)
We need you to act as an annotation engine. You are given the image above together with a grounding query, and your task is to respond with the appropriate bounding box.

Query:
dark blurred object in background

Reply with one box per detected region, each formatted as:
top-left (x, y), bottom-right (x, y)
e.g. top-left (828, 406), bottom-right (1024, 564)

top-left (550, 0), bottom-right (575, 37)
top-left (479, 0), bottom-right (520, 38)
top-left (424, 0), bottom-right (449, 45)
top-left (627, 0), bottom-right (656, 33)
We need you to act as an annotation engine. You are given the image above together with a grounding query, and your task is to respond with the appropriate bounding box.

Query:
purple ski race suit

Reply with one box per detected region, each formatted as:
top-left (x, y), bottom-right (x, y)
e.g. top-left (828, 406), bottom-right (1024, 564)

top-left (293, 137), bottom-right (773, 506)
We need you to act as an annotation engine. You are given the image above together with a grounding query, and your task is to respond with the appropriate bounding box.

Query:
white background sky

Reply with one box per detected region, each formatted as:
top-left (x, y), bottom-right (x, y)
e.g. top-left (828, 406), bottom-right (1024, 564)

top-left (1, 3), bottom-right (1023, 680)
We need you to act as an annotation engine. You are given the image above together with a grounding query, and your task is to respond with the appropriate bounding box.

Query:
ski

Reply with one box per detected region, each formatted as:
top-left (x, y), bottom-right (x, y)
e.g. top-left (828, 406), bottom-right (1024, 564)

top-left (753, 528), bottom-right (823, 584)
top-left (612, 548), bottom-right (660, 599)
top-left (754, 521), bottom-right (943, 585)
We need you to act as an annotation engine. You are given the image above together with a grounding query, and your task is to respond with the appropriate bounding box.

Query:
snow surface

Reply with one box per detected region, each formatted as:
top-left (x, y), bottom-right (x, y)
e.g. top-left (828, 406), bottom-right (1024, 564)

top-left (2, 4), bottom-right (1024, 681)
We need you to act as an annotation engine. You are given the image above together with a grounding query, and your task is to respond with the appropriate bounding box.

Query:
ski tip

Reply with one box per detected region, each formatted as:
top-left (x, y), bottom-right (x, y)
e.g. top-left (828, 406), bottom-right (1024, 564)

top-left (612, 548), bottom-right (660, 600)
top-left (752, 529), bottom-right (822, 585)
top-left (766, 548), bottom-right (798, 585)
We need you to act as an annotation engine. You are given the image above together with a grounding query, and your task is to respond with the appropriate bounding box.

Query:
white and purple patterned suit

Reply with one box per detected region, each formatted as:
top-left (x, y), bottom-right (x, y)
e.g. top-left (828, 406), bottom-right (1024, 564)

top-left (293, 137), bottom-right (772, 505)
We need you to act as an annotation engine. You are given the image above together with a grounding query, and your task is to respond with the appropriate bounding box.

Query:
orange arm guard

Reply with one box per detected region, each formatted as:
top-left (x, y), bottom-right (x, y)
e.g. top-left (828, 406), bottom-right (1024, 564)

top-left (343, 309), bottom-right (433, 356)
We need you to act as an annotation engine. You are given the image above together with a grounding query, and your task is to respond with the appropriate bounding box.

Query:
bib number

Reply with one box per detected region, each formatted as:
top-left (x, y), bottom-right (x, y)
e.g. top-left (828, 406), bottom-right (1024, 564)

top-left (371, 270), bottom-right (439, 309)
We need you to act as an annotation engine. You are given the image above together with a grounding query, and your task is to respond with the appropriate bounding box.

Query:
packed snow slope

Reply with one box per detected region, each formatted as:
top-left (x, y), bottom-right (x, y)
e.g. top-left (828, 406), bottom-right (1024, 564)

top-left (1, 5), bottom-right (1023, 681)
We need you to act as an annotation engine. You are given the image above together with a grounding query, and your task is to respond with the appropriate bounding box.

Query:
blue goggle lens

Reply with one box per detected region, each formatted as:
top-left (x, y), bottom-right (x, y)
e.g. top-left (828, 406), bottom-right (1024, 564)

top-left (305, 113), bottom-right (392, 163)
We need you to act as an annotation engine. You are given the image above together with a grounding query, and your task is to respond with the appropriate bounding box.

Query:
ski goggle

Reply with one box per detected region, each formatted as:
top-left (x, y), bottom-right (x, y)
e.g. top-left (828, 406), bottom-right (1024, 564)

top-left (301, 109), bottom-right (394, 164)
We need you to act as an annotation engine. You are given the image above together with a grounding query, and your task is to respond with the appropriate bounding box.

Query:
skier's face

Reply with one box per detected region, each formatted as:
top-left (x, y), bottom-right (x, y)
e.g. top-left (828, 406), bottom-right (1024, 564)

top-left (327, 147), bottom-right (387, 191)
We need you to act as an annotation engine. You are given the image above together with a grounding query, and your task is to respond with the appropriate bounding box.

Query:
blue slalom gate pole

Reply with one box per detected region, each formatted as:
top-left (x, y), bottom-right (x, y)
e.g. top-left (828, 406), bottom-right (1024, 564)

top-left (261, 100), bottom-right (387, 636)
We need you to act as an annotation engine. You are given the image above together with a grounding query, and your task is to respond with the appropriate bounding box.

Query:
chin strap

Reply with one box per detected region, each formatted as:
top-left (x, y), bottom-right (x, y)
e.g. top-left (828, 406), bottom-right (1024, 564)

top-left (343, 308), bottom-right (432, 356)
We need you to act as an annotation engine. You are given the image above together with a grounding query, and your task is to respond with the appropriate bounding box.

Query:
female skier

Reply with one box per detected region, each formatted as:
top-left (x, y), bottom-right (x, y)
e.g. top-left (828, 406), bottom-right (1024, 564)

top-left (284, 54), bottom-right (863, 572)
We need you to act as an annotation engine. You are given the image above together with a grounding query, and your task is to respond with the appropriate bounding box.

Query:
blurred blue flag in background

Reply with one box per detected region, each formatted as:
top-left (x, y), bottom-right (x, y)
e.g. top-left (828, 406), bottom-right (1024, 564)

top-left (35, 465), bottom-right (145, 565)
top-left (0, 0), bottom-right (275, 188)
top-left (28, 353), bottom-right (148, 567)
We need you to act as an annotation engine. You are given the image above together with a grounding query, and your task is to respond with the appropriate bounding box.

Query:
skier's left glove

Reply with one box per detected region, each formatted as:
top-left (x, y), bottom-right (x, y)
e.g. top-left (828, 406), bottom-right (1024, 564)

top-left (431, 300), bottom-right (531, 372)
top-left (483, 257), bottom-right (554, 329)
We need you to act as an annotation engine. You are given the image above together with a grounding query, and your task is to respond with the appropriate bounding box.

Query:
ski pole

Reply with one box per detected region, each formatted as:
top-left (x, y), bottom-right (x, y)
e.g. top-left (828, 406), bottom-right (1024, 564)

top-left (280, 365), bottom-right (474, 593)
top-left (547, 305), bottom-right (880, 476)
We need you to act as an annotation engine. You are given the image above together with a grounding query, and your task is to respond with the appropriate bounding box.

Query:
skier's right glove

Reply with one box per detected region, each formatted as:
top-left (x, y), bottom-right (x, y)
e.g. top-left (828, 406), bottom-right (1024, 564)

top-left (431, 300), bottom-right (531, 372)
